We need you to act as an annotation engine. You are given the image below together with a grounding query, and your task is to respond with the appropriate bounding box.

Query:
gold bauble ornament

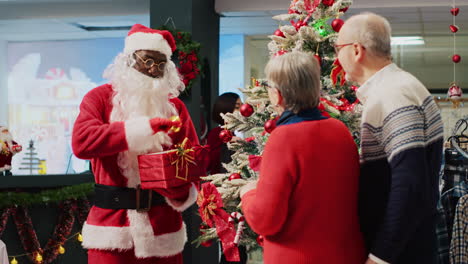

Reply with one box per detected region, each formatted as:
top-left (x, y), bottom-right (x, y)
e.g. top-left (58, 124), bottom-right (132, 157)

top-left (35, 253), bottom-right (43, 263)
top-left (77, 233), bottom-right (83, 242)
top-left (11, 257), bottom-right (18, 264)
top-left (58, 245), bottom-right (65, 254)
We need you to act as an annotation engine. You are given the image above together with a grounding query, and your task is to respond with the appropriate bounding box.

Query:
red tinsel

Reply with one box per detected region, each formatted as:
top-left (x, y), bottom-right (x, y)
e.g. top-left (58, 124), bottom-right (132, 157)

top-left (178, 51), bottom-right (200, 87)
top-left (0, 207), bottom-right (12, 237)
top-left (330, 59), bottom-right (346, 86)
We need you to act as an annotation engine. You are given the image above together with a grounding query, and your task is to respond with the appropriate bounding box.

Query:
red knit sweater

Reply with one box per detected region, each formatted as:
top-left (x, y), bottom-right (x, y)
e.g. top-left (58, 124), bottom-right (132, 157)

top-left (241, 118), bottom-right (366, 264)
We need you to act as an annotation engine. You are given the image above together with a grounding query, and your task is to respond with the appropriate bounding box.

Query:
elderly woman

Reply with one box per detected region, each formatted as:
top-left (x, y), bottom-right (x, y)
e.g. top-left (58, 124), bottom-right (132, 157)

top-left (240, 51), bottom-right (365, 264)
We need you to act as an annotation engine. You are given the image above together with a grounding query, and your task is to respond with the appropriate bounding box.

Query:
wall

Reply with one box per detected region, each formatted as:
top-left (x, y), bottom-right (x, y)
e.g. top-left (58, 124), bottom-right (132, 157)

top-left (0, 40), bottom-right (7, 125)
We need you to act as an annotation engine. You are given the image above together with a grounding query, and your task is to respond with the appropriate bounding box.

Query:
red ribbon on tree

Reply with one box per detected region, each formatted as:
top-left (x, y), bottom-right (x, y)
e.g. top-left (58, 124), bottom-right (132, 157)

top-left (196, 183), bottom-right (240, 261)
top-left (330, 59), bottom-right (346, 86)
top-left (248, 155), bottom-right (262, 172)
top-left (304, 0), bottom-right (321, 14)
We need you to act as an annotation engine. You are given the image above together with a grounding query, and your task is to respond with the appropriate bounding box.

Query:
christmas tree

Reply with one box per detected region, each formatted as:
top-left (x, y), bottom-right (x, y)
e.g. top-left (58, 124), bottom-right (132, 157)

top-left (196, 0), bottom-right (362, 258)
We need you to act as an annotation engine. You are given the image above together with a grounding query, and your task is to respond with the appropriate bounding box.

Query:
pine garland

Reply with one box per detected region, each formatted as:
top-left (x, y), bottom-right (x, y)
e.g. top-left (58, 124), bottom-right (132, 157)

top-left (0, 183), bottom-right (94, 209)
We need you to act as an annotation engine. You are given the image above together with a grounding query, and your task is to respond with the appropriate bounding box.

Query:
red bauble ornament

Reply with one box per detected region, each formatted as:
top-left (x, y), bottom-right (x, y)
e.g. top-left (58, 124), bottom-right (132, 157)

top-left (450, 25), bottom-right (459, 33)
top-left (274, 29), bottom-right (285, 38)
top-left (256, 235), bottom-right (265, 246)
top-left (240, 103), bottom-right (254, 117)
top-left (229, 173), bottom-right (242, 181)
top-left (331, 19), bottom-right (345, 32)
top-left (275, 50), bottom-right (287, 57)
top-left (314, 54), bottom-right (322, 66)
top-left (339, 6), bottom-right (349, 13)
top-left (294, 20), bottom-right (307, 30)
top-left (453, 54), bottom-right (462, 63)
top-left (451, 7), bottom-right (460, 16)
top-left (219, 129), bottom-right (233, 143)
top-left (264, 119), bottom-right (277, 133)
top-left (322, 0), bottom-right (334, 7)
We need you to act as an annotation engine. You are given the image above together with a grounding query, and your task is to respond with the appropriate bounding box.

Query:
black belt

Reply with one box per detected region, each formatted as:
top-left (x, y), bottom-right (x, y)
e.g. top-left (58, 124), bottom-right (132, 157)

top-left (94, 184), bottom-right (166, 212)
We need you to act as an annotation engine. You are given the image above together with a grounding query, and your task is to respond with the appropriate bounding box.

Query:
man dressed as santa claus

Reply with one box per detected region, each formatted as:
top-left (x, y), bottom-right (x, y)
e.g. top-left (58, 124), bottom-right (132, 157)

top-left (0, 126), bottom-right (22, 176)
top-left (72, 24), bottom-right (200, 264)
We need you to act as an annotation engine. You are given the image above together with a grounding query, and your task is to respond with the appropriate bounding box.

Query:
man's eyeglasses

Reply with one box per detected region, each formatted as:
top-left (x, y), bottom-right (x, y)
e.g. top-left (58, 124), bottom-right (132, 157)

top-left (333, 42), bottom-right (354, 54)
top-left (134, 53), bottom-right (166, 71)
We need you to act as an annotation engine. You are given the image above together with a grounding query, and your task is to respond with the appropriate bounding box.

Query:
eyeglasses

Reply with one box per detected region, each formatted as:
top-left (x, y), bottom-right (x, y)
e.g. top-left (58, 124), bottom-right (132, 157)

top-left (333, 42), bottom-right (355, 54)
top-left (134, 53), bottom-right (166, 71)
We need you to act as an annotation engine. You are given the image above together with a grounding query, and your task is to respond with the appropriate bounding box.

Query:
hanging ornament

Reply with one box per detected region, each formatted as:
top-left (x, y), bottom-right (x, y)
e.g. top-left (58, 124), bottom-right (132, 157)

top-left (451, 7), bottom-right (460, 16)
top-left (240, 103), bottom-right (254, 117)
top-left (450, 25), bottom-right (459, 33)
top-left (295, 20), bottom-right (307, 30)
top-left (339, 6), bottom-right (349, 13)
top-left (256, 235), bottom-right (265, 246)
top-left (11, 257), bottom-right (18, 264)
top-left (351, 85), bottom-right (359, 92)
top-left (219, 129), bottom-right (233, 143)
top-left (313, 19), bottom-right (332, 37)
top-left (322, 0), bottom-right (334, 7)
top-left (274, 29), bottom-right (285, 38)
top-left (35, 252), bottom-right (43, 263)
top-left (58, 245), bottom-right (66, 254)
top-left (228, 173), bottom-right (242, 181)
top-left (77, 233), bottom-right (83, 242)
top-left (452, 54), bottom-right (461, 63)
top-left (448, 82), bottom-right (463, 99)
top-left (314, 54), bottom-right (322, 66)
top-left (264, 119), bottom-right (277, 133)
top-left (331, 19), bottom-right (345, 32)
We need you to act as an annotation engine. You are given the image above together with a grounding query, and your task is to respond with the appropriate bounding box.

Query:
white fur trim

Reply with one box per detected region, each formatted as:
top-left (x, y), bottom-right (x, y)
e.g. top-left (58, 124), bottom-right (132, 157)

top-left (81, 222), bottom-right (134, 250)
top-left (127, 210), bottom-right (187, 257)
top-left (124, 116), bottom-right (154, 153)
top-left (124, 32), bottom-right (172, 57)
top-left (165, 183), bottom-right (198, 212)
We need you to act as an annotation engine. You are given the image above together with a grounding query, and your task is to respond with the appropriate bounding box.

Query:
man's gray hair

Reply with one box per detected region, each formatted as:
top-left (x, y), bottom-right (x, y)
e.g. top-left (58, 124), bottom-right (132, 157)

top-left (348, 12), bottom-right (392, 59)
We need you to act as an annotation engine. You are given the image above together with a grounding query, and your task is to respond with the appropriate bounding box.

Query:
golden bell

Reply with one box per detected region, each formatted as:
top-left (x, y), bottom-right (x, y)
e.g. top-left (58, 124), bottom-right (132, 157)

top-left (11, 257), bottom-right (18, 264)
top-left (58, 245), bottom-right (65, 254)
top-left (77, 233), bottom-right (83, 242)
top-left (169, 116), bottom-right (181, 133)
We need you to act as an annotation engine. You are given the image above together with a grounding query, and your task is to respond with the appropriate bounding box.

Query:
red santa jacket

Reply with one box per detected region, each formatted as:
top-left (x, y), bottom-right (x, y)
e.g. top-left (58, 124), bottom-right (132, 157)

top-left (241, 118), bottom-right (366, 264)
top-left (72, 84), bottom-right (199, 258)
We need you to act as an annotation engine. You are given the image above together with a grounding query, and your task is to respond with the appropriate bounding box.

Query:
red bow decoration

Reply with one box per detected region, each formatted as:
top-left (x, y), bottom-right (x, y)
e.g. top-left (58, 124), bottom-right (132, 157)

top-left (197, 183), bottom-right (240, 261)
top-left (248, 155), bottom-right (262, 172)
top-left (330, 59), bottom-right (347, 86)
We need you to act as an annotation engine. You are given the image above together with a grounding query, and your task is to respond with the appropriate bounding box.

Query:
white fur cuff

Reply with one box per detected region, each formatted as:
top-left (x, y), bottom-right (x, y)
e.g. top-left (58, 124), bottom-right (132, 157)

top-left (81, 222), bottom-right (134, 250)
top-left (124, 116), bottom-right (154, 153)
top-left (165, 183), bottom-right (198, 212)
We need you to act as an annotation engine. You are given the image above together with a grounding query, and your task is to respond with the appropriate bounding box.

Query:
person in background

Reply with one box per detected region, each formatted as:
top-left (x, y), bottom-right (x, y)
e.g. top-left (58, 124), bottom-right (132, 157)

top-left (336, 13), bottom-right (443, 264)
top-left (206, 92), bottom-right (241, 174)
top-left (240, 51), bottom-right (366, 264)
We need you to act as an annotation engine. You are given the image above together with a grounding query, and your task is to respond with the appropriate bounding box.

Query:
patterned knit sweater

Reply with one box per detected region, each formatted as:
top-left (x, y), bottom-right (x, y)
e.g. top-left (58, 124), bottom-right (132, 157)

top-left (357, 63), bottom-right (444, 264)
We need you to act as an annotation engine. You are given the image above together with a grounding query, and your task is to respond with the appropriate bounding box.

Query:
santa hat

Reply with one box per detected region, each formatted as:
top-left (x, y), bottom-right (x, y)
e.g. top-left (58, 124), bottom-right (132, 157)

top-left (124, 24), bottom-right (176, 58)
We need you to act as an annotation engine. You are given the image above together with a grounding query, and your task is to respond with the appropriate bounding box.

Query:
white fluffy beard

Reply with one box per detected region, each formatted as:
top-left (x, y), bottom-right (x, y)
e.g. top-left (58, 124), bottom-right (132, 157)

top-left (0, 132), bottom-right (13, 149)
top-left (104, 53), bottom-right (185, 187)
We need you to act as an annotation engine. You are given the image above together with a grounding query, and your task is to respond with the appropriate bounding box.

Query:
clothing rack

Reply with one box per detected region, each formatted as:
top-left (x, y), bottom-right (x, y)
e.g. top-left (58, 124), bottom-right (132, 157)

top-left (434, 97), bottom-right (468, 108)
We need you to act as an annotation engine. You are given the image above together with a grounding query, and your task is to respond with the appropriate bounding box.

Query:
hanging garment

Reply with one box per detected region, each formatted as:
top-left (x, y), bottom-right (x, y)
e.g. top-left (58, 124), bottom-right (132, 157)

top-left (436, 182), bottom-right (468, 264)
top-left (449, 194), bottom-right (468, 264)
top-left (442, 148), bottom-right (468, 194)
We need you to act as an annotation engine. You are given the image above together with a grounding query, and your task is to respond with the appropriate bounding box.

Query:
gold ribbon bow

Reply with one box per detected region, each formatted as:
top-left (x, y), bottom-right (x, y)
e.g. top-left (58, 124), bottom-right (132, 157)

top-left (197, 191), bottom-right (218, 222)
top-left (170, 138), bottom-right (196, 180)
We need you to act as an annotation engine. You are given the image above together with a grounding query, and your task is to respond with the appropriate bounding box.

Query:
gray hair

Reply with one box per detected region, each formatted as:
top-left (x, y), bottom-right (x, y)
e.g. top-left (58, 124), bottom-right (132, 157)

top-left (265, 51), bottom-right (321, 113)
top-left (347, 12), bottom-right (392, 59)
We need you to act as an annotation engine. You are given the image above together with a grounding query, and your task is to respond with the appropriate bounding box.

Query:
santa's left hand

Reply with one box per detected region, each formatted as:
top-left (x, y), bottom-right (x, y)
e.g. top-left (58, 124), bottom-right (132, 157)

top-left (12, 145), bottom-right (22, 152)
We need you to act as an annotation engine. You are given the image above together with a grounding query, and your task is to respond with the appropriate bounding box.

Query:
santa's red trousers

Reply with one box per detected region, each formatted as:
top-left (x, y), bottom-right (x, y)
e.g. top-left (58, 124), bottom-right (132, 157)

top-left (88, 249), bottom-right (183, 264)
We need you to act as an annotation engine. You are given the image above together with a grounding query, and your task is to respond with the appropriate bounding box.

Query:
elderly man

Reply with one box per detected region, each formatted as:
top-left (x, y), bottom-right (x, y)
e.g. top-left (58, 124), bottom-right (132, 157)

top-left (72, 24), bottom-right (199, 264)
top-left (336, 13), bottom-right (443, 264)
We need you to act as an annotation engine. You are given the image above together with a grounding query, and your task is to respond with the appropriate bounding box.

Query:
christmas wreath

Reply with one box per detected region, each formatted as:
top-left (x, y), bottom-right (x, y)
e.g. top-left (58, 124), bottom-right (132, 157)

top-left (158, 26), bottom-right (202, 91)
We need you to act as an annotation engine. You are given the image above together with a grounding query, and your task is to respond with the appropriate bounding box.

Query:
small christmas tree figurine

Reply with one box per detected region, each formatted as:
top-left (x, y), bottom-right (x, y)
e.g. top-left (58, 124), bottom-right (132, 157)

top-left (19, 140), bottom-right (41, 175)
top-left (0, 126), bottom-right (22, 176)
top-left (196, 0), bottom-right (363, 259)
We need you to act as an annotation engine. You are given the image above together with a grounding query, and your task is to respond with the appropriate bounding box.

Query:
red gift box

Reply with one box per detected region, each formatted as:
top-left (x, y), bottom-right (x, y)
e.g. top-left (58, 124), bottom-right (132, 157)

top-left (138, 139), bottom-right (209, 190)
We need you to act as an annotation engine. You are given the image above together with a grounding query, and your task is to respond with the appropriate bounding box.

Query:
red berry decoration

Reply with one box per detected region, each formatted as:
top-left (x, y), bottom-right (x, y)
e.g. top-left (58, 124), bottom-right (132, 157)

top-left (331, 19), bottom-right (344, 32)
top-left (451, 7), bottom-right (460, 16)
top-left (274, 29), bottom-right (285, 38)
top-left (339, 6), bottom-right (349, 13)
top-left (229, 173), bottom-right (242, 181)
top-left (264, 119), bottom-right (277, 133)
top-left (322, 0), bottom-right (334, 7)
top-left (219, 129), bottom-right (233, 143)
top-left (453, 54), bottom-right (462, 63)
top-left (256, 235), bottom-right (265, 246)
top-left (275, 50), bottom-right (287, 57)
top-left (240, 103), bottom-right (254, 117)
top-left (450, 25), bottom-right (459, 33)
